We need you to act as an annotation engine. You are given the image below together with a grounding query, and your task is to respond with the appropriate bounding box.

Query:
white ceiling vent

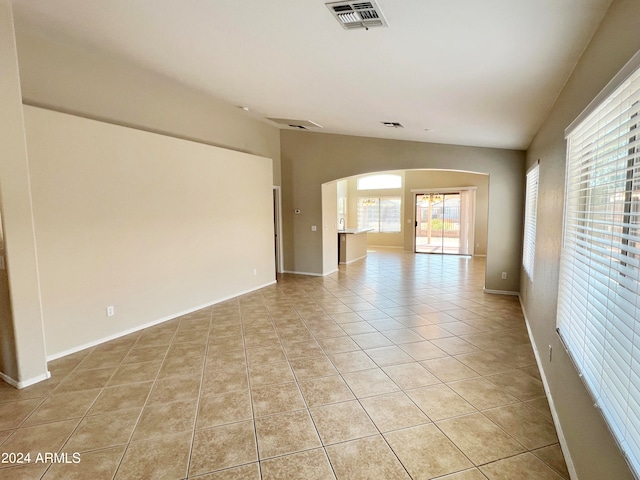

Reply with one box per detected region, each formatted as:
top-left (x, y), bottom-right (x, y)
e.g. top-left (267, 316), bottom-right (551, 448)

top-left (326, 1), bottom-right (388, 30)
top-left (266, 118), bottom-right (323, 130)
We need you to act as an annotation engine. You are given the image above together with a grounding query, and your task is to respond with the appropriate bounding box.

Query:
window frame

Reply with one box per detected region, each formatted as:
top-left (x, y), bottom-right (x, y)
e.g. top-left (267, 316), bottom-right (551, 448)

top-left (522, 163), bottom-right (539, 279)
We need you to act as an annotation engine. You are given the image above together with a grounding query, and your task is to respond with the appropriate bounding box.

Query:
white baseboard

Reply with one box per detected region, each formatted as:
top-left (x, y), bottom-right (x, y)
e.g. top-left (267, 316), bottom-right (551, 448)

top-left (282, 270), bottom-right (323, 277)
top-left (339, 254), bottom-right (367, 265)
top-left (519, 295), bottom-right (577, 480)
top-left (323, 268), bottom-right (339, 276)
top-left (46, 280), bottom-right (277, 362)
top-left (483, 288), bottom-right (519, 296)
top-left (0, 370), bottom-right (51, 389)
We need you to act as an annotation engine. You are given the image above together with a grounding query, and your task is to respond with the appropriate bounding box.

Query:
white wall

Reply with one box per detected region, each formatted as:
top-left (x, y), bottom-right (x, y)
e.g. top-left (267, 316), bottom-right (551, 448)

top-left (25, 106), bottom-right (275, 358)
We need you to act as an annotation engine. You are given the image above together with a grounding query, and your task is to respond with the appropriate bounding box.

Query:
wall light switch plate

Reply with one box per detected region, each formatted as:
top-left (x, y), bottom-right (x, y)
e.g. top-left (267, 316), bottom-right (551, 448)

top-left (311, 225), bottom-right (317, 231)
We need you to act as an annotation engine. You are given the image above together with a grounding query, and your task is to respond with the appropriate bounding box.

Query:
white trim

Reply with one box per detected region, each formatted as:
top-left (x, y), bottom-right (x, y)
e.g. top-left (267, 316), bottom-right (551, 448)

top-left (519, 296), bottom-right (578, 480)
top-left (282, 270), bottom-right (324, 277)
top-left (366, 245), bottom-right (403, 249)
top-left (482, 288), bottom-right (519, 296)
top-left (0, 370), bottom-right (51, 389)
top-left (273, 186), bottom-right (284, 274)
top-left (566, 48), bottom-right (640, 137)
top-left (323, 268), bottom-right (339, 276)
top-left (339, 254), bottom-right (367, 265)
top-left (46, 280), bottom-right (276, 361)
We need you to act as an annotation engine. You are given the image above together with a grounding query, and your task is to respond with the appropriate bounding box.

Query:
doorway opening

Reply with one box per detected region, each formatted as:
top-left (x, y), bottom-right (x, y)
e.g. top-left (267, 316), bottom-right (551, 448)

top-left (415, 189), bottom-right (475, 255)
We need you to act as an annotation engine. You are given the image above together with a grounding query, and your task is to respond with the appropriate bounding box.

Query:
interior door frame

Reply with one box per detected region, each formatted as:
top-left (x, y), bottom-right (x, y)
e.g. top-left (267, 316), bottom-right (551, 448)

top-left (273, 186), bottom-right (284, 274)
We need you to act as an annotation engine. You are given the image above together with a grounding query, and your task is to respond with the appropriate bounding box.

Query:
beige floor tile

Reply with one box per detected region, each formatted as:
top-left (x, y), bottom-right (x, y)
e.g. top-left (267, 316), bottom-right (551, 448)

top-left (0, 464), bottom-right (49, 479)
top-left (289, 355), bottom-right (337, 379)
top-left (189, 421), bottom-right (257, 476)
top-left (146, 374), bottom-right (201, 404)
top-left (132, 400), bottom-right (197, 441)
top-left (282, 340), bottom-right (324, 359)
top-left (107, 361), bottom-right (162, 386)
top-left (364, 346), bottom-right (414, 366)
top-left (430, 336), bottom-right (481, 355)
top-left (116, 432), bottom-right (191, 480)
top-left (399, 341), bottom-right (448, 361)
top-left (317, 336), bottom-right (360, 354)
top-left (251, 382), bottom-right (305, 417)
top-left (54, 367), bottom-right (115, 393)
top-left (483, 403), bottom-right (558, 450)
top-left (88, 381), bottom-right (153, 415)
top-left (480, 452), bottom-right (565, 480)
top-left (245, 345), bottom-right (286, 366)
top-left (455, 351), bottom-right (515, 376)
top-left (421, 356), bottom-right (480, 382)
top-left (328, 351), bottom-right (377, 373)
top-left (351, 332), bottom-right (394, 349)
top-left (76, 349), bottom-right (130, 370)
top-left (65, 408), bottom-right (140, 451)
top-left (158, 354), bottom-right (205, 378)
top-left (382, 362), bottom-right (441, 389)
top-left (485, 368), bottom-right (545, 401)
top-left (310, 400), bottom-right (377, 444)
top-left (197, 389), bottom-right (252, 429)
top-left (248, 361), bottom-right (295, 386)
top-left (435, 468), bottom-right (489, 480)
top-left (406, 384), bottom-right (475, 421)
top-left (381, 328), bottom-right (425, 344)
top-left (0, 398), bottom-right (43, 430)
top-left (448, 378), bottom-right (519, 410)
top-left (121, 346), bottom-right (169, 365)
top-left (201, 364), bottom-right (249, 396)
top-left (532, 444), bottom-right (570, 479)
top-left (191, 463), bottom-right (261, 480)
top-left (436, 413), bottom-right (525, 465)
top-left (261, 448), bottom-right (336, 480)
top-left (325, 435), bottom-right (411, 480)
top-left (43, 446), bottom-right (125, 480)
top-left (255, 410), bottom-right (321, 459)
top-left (360, 391), bottom-right (430, 432)
top-left (339, 322), bottom-right (377, 335)
top-left (297, 375), bottom-right (355, 407)
top-left (385, 423), bottom-right (472, 479)
top-left (342, 368), bottom-right (400, 398)
top-left (1, 418), bottom-right (80, 458)
top-left (411, 324), bottom-right (455, 340)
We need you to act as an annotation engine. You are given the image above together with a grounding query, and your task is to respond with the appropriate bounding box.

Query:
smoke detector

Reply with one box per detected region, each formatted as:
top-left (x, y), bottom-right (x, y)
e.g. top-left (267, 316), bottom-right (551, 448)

top-left (326, 1), bottom-right (388, 30)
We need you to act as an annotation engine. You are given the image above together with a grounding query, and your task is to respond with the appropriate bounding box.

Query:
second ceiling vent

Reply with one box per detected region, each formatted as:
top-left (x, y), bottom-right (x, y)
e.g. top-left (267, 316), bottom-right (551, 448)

top-left (326, 1), bottom-right (388, 30)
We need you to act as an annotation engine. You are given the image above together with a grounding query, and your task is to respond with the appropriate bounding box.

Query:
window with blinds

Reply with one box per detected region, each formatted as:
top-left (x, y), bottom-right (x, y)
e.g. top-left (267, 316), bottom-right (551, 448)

top-left (523, 164), bottom-right (539, 279)
top-left (557, 59), bottom-right (640, 475)
top-left (357, 196), bottom-right (401, 233)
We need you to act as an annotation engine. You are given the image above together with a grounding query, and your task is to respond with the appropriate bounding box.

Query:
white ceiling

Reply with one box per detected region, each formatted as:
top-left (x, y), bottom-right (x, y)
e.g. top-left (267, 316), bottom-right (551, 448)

top-left (12, 0), bottom-right (613, 150)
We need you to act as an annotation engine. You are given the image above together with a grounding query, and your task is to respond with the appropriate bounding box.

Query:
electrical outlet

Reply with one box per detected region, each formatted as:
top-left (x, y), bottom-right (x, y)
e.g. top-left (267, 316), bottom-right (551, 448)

top-left (311, 225), bottom-right (317, 231)
top-left (501, 272), bottom-right (507, 280)
top-left (106, 306), bottom-right (115, 317)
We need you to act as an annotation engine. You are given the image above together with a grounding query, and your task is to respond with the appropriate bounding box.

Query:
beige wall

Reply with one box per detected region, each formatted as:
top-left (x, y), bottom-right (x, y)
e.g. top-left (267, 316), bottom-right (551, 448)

top-left (13, 20), bottom-right (281, 185)
top-left (281, 130), bottom-right (524, 291)
top-left (520, 0), bottom-right (640, 478)
top-left (25, 106), bottom-right (275, 358)
top-left (0, 1), bottom-right (48, 386)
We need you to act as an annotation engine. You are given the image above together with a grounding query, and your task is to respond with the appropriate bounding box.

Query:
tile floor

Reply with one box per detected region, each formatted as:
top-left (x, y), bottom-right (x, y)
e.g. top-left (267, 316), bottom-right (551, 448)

top-left (0, 249), bottom-right (570, 479)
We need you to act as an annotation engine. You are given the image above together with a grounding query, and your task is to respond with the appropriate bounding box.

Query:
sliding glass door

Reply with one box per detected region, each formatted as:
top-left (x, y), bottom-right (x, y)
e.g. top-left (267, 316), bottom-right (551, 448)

top-left (415, 191), bottom-right (474, 255)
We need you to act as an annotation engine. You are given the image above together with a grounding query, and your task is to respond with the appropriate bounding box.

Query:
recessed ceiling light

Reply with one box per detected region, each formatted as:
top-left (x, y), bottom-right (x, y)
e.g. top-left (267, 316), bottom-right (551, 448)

top-left (238, 106), bottom-right (250, 111)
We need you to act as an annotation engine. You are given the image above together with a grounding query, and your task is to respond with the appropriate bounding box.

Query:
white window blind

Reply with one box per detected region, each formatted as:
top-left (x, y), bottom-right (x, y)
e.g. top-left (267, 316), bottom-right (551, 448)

top-left (557, 62), bottom-right (640, 475)
top-left (523, 164), bottom-right (539, 279)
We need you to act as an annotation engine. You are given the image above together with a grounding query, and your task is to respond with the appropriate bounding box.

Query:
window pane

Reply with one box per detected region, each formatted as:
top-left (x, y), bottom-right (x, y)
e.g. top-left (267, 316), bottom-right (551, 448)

top-left (357, 198), bottom-right (380, 232)
top-left (357, 174), bottom-right (401, 190)
top-left (379, 197), bottom-right (401, 232)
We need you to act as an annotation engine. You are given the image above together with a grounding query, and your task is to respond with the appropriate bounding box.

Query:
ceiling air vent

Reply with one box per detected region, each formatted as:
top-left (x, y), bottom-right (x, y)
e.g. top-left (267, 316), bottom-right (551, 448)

top-left (382, 121), bottom-right (403, 128)
top-left (266, 118), bottom-right (323, 130)
top-left (326, 1), bottom-right (388, 30)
